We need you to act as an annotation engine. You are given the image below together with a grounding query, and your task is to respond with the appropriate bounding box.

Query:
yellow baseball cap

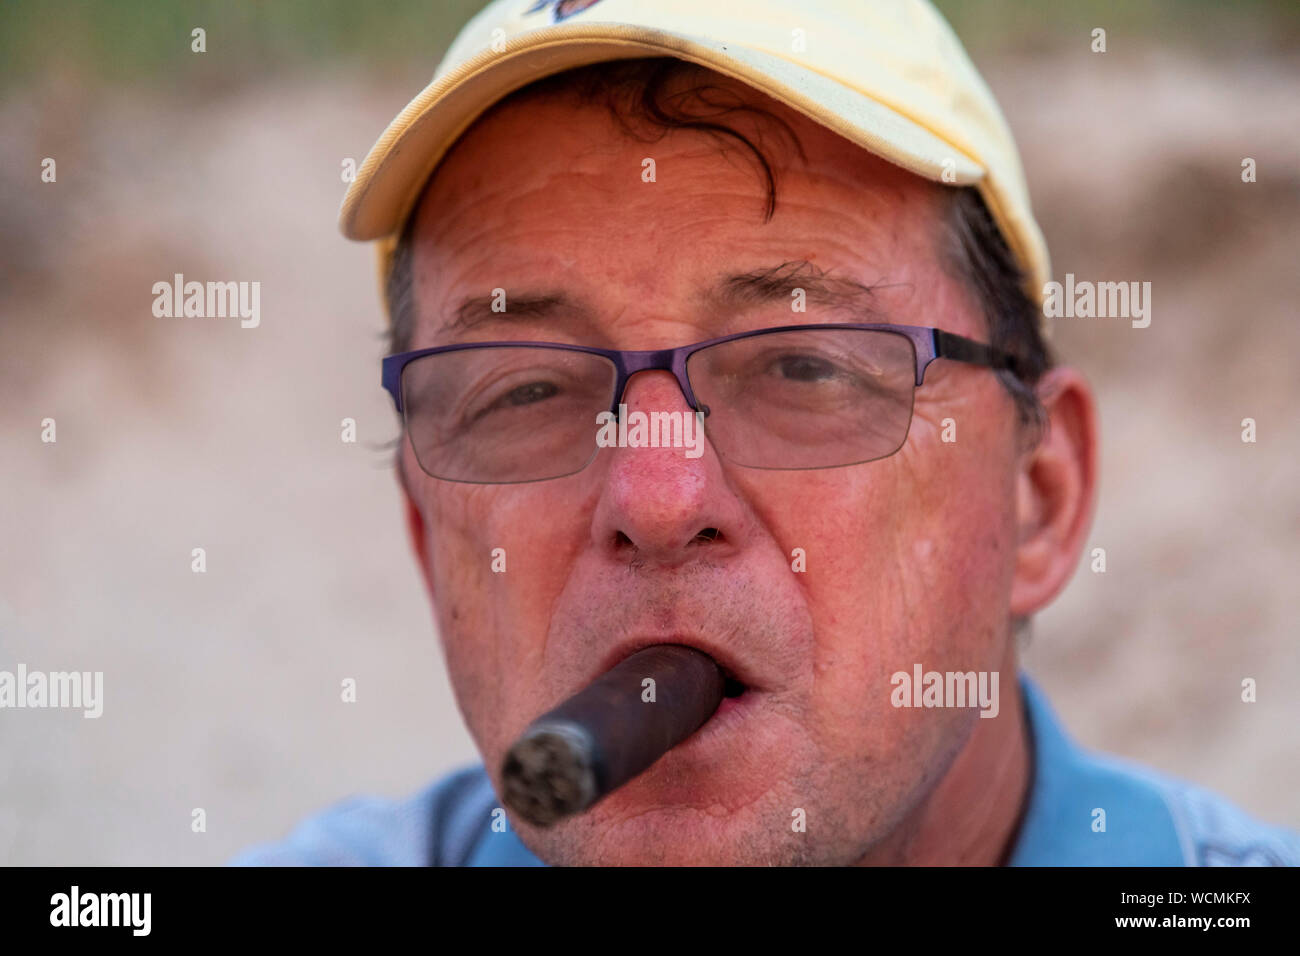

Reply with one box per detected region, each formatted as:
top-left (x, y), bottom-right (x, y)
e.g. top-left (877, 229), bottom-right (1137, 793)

top-left (341, 0), bottom-right (1049, 318)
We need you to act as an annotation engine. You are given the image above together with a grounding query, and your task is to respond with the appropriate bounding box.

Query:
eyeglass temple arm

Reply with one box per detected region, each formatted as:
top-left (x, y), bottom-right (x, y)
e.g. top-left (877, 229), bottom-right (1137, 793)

top-left (931, 329), bottom-right (1024, 381)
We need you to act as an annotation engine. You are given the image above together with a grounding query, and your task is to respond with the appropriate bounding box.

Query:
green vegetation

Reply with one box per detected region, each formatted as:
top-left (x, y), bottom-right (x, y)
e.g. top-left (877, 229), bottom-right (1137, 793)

top-left (2, 0), bottom-right (1296, 89)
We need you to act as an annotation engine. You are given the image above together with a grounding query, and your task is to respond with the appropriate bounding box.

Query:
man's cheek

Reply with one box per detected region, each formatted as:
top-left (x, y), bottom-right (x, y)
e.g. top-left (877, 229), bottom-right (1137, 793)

top-left (425, 488), bottom-right (588, 739)
top-left (837, 428), bottom-right (1013, 684)
top-left (421, 489), bottom-right (514, 744)
top-left (427, 486), bottom-right (567, 609)
top-left (426, 493), bottom-right (498, 617)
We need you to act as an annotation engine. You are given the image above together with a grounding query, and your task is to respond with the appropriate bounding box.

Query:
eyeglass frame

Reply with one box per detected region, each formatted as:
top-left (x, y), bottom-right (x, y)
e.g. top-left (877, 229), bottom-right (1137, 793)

top-left (381, 323), bottom-right (1025, 421)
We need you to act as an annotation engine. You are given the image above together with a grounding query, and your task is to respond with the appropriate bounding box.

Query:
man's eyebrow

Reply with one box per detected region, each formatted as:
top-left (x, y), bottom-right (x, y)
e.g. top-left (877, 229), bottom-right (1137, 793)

top-left (711, 260), bottom-right (887, 317)
top-left (442, 291), bottom-right (590, 335)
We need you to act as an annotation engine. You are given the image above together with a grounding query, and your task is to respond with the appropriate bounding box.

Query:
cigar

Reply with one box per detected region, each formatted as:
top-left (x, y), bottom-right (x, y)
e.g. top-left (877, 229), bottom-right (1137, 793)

top-left (501, 645), bottom-right (725, 827)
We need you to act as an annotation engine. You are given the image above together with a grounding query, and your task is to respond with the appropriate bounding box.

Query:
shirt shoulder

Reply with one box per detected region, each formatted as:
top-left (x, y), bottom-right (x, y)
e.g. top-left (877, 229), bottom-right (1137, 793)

top-left (1012, 674), bottom-right (1300, 866)
top-left (1158, 774), bottom-right (1300, 866)
top-left (228, 764), bottom-right (498, 867)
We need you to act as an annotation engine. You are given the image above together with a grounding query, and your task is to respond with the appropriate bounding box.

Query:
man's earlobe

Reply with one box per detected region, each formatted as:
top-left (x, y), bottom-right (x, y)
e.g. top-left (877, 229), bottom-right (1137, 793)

top-left (1009, 367), bottom-right (1098, 617)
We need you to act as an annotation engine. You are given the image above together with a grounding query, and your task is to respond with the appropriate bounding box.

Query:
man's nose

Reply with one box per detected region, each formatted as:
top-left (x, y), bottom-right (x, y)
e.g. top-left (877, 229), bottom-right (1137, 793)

top-left (588, 370), bottom-right (745, 568)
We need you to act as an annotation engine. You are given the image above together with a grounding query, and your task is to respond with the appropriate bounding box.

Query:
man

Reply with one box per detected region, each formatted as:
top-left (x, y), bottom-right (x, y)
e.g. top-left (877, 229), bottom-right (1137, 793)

top-left (234, 0), bottom-right (1299, 866)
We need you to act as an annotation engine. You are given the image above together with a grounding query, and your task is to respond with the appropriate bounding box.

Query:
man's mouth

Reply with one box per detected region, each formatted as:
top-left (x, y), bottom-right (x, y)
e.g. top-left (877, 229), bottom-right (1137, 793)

top-left (694, 664), bottom-right (759, 741)
top-left (722, 671), bottom-right (747, 699)
top-left (593, 637), bottom-right (766, 699)
top-left (588, 640), bottom-right (764, 742)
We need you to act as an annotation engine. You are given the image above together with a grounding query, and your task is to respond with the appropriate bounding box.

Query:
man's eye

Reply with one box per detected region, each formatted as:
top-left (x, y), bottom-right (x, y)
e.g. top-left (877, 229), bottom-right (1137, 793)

top-left (771, 354), bottom-right (839, 382)
top-left (495, 381), bottom-right (559, 407)
top-left (466, 379), bottom-right (561, 424)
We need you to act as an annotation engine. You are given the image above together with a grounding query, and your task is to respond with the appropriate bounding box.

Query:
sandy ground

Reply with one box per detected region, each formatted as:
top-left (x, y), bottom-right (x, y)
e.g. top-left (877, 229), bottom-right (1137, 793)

top-left (0, 50), bottom-right (1297, 864)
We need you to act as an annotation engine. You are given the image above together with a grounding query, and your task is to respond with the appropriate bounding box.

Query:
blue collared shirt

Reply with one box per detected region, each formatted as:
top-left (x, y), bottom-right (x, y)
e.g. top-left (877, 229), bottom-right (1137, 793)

top-left (230, 673), bottom-right (1299, 866)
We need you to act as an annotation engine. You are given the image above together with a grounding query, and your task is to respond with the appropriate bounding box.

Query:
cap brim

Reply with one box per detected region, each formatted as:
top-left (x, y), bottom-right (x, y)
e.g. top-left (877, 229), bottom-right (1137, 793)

top-left (340, 22), bottom-right (986, 241)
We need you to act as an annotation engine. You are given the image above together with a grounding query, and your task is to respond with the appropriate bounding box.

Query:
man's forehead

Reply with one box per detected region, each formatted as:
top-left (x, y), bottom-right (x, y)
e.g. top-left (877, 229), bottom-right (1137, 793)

top-left (402, 69), bottom-right (953, 343)
top-left (410, 69), bottom-right (927, 227)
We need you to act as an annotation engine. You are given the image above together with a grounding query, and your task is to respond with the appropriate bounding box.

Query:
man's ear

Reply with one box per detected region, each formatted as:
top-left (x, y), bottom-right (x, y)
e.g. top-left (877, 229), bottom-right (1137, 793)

top-left (397, 453), bottom-right (438, 605)
top-left (1009, 366), bottom-right (1099, 616)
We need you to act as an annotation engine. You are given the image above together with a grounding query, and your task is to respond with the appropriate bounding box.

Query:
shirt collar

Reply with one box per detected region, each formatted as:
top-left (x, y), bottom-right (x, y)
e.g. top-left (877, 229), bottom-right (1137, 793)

top-left (1009, 672), bottom-right (1184, 865)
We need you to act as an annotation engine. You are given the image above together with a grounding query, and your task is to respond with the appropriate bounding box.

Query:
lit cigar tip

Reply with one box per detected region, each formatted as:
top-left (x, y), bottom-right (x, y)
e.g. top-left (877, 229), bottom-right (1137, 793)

top-left (501, 722), bottom-right (598, 828)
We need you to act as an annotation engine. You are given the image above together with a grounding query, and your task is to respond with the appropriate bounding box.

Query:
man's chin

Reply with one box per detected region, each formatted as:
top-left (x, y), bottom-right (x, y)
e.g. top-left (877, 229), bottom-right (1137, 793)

top-left (509, 759), bottom-right (827, 865)
top-left (520, 798), bottom-right (805, 866)
top-left (496, 693), bottom-right (826, 863)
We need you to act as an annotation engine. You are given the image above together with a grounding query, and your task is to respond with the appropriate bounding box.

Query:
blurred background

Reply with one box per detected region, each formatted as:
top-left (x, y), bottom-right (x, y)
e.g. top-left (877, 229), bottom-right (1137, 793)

top-left (1, 0), bottom-right (1297, 864)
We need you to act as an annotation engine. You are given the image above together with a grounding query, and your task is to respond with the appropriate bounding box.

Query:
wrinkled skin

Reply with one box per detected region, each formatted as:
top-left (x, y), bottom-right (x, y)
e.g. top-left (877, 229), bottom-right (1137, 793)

top-left (397, 74), bottom-right (1097, 865)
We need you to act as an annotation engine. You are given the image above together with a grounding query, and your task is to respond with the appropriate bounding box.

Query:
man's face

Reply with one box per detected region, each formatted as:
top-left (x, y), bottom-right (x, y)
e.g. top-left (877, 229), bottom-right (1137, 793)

top-left (400, 80), bottom-right (1026, 865)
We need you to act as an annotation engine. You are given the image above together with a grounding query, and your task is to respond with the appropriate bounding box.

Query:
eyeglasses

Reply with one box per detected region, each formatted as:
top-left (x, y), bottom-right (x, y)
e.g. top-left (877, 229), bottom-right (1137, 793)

top-left (382, 323), bottom-right (1023, 484)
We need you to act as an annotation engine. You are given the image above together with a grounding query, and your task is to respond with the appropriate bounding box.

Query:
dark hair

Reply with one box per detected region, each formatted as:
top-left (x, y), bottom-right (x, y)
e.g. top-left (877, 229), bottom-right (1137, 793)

top-left (386, 57), bottom-right (1052, 435)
